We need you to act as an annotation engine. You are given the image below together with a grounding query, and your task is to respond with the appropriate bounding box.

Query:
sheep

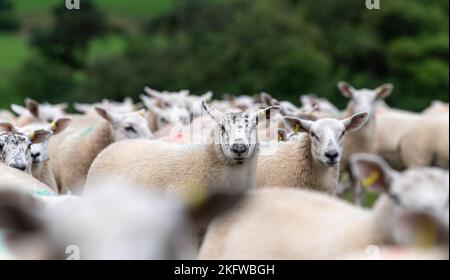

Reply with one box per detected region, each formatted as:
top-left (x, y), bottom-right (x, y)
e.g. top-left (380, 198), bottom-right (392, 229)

top-left (338, 81), bottom-right (393, 171)
top-left (198, 154), bottom-right (449, 260)
top-left (0, 164), bottom-right (56, 196)
top-left (0, 123), bottom-right (52, 173)
top-left (144, 87), bottom-right (213, 120)
top-left (85, 101), bottom-right (280, 197)
top-left (10, 98), bottom-right (67, 127)
top-left (19, 118), bottom-right (72, 193)
top-left (0, 181), bottom-right (244, 260)
top-left (140, 94), bottom-right (191, 136)
top-left (399, 115), bottom-right (449, 169)
top-left (374, 104), bottom-right (421, 170)
top-left (74, 97), bottom-right (136, 117)
top-left (256, 112), bottom-right (369, 194)
top-left (299, 94), bottom-right (340, 119)
top-left (49, 107), bottom-right (153, 194)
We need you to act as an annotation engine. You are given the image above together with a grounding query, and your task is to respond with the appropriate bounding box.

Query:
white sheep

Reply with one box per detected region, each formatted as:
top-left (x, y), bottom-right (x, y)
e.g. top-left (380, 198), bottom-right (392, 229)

top-left (10, 98), bottom-right (67, 127)
top-left (0, 164), bottom-right (56, 196)
top-left (49, 107), bottom-right (153, 194)
top-left (337, 81), bottom-right (393, 171)
top-left (256, 112), bottom-right (369, 194)
top-left (399, 114), bottom-right (449, 169)
top-left (199, 154), bottom-right (449, 259)
top-left (0, 181), bottom-right (244, 260)
top-left (85, 101), bottom-right (280, 197)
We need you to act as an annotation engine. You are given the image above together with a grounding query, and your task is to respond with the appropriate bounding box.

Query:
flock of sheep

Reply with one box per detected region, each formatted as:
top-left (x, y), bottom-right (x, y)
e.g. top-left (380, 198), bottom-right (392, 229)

top-left (0, 81), bottom-right (448, 260)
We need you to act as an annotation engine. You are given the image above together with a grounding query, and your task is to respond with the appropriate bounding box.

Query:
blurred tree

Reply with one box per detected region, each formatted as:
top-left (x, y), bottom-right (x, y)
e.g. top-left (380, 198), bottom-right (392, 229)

top-left (31, 0), bottom-right (107, 68)
top-left (0, 0), bottom-right (19, 32)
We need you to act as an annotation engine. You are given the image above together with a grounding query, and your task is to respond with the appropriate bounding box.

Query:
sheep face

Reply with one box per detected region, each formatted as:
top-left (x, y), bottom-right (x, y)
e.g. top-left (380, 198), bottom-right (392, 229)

top-left (284, 112), bottom-right (369, 167)
top-left (141, 95), bottom-right (191, 128)
top-left (338, 82), bottom-right (393, 117)
top-left (95, 107), bottom-right (153, 141)
top-left (203, 101), bottom-right (280, 163)
top-left (0, 123), bottom-right (52, 172)
top-left (24, 99), bottom-right (67, 123)
top-left (350, 153), bottom-right (449, 246)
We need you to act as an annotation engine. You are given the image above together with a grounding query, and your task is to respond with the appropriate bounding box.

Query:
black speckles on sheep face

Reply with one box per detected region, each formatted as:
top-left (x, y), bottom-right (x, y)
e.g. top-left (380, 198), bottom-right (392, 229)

top-left (0, 132), bottom-right (32, 172)
top-left (219, 112), bottom-right (258, 162)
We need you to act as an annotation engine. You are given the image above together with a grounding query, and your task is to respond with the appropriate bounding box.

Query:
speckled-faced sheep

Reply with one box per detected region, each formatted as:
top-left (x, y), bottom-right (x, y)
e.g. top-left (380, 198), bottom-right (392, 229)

top-left (18, 118), bottom-right (72, 193)
top-left (0, 123), bottom-right (52, 173)
top-left (256, 112), bottom-right (369, 194)
top-left (0, 182), bottom-right (244, 260)
top-left (199, 154), bottom-right (449, 260)
top-left (86, 102), bottom-right (280, 197)
top-left (49, 107), bottom-right (153, 194)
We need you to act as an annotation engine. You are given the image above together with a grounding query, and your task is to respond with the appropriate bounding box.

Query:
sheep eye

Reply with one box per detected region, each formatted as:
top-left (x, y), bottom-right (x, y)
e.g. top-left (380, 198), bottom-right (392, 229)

top-left (221, 125), bottom-right (226, 133)
top-left (0, 143), bottom-right (3, 152)
top-left (340, 131), bottom-right (346, 139)
top-left (160, 118), bottom-right (169, 124)
top-left (125, 126), bottom-right (136, 133)
top-left (310, 131), bottom-right (319, 140)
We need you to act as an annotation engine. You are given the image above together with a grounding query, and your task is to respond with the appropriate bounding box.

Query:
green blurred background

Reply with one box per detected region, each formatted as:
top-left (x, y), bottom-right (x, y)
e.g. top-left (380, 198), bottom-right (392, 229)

top-left (0, 0), bottom-right (448, 111)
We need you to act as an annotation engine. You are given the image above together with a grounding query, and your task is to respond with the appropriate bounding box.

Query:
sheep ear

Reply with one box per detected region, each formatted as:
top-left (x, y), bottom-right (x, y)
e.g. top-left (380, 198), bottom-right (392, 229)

top-left (375, 83), bottom-right (393, 100)
top-left (349, 153), bottom-right (396, 193)
top-left (342, 112), bottom-right (369, 132)
top-left (123, 97), bottom-right (133, 106)
top-left (0, 188), bottom-right (44, 236)
top-left (49, 117), bottom-right (71, 135)
top-left (55, 103), bottom-right (68, 111)
top-left (250, 105), bottom-right (280, 127)
top-left (95, 107), bottom-right (119, 124)
top-left (25, 98), bottom-right (40, 118)
top-left (201, 91), bottom-right (213, 102)
top-left (260, 92), bottom-right (273, 106)
top-left (144, 87), bottom-right (169, 103)
top-left (29, 129), bottom-right (52, 144)
top-left (186, 188), bottom-right (246, 229)
top-left (277, 128), bottom-right (287, 142)
top-left (0, 122), bottom-right (18, 133)
top-left (142, 100), bottom-right (169, 119)
top-left (284, 116), bottom-right (312, 133)
top-left (10, 104), bottom-right (29, 116)
top-left (300, 94), bottom-right (318, 107)
top-left (202, 101), bottom-right (224, 123)
top-left (337, 81), bottom-right (354, 98)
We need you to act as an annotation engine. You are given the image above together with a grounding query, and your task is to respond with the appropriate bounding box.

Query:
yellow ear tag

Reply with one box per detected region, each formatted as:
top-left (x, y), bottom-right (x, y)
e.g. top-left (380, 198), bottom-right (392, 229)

top-left (278, 135), bottom-right (284, 142)
top-left (138, 110), bottom-right (146, 117)
top-left (294, 124), bottom-right (301, 133)
top-left (28, 131), bottom-right (36, 141)
top-left (362, 171), bottom-right (380, 188)
top-left (185, 184), bottom-right (208, 210)
top-left (50, 121), bottom-right (57, 130)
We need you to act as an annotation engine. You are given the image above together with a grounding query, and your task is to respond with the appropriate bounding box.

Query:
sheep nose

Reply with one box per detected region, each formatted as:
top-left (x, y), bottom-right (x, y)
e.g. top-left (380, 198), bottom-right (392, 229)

top-left (325, 151), bottom-right (339, 161)
top-left (32, 152), bottom-right (41, 160)
top-left (10, 163), bottom-right (27, 171)
top-left (231, 143), bottom-right (248, 155)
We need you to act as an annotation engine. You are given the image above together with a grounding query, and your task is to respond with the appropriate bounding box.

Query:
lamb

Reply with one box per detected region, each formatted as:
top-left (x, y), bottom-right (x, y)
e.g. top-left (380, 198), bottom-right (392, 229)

top-left (0, 181), bottom-right (245, 260)
top-left (49, 107), bottom-right (153, 194)
top-left (85, 101), bottom-right (280, 197)
top-left (19, 118), bottom-right (72, 193)
top-left (256, 112), bottom-right (369, 194)
top-left (399, 114), bottom-right (449, 169)
top-left (0, 123), bottom-right (52, 173)
top-left (199, 154), bottom-right (449, 260)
